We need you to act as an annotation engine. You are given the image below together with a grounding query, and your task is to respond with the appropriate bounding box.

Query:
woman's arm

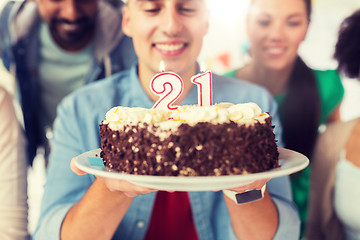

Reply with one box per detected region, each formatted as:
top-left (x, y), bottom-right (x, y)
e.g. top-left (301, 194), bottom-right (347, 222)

top-left (0, 88), bottom-right (28, 239)
top-left (345, 119), bottom-right (360, 167)
top-left (327, 104), bottom-right (342, 123)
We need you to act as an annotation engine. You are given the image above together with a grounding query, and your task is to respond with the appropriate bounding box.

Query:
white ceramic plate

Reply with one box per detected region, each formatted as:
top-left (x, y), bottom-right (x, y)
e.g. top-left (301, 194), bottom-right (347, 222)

top-left (74, 148), bottom-right (309, 191)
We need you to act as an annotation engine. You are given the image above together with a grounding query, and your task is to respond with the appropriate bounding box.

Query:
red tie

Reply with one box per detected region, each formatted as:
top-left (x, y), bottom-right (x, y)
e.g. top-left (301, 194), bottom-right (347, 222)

top-left (145, 191), bottom-right (199, 240)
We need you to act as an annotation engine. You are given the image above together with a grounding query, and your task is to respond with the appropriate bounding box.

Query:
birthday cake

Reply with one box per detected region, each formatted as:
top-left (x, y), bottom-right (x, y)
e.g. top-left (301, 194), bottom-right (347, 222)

top-left (99, 103), bottom-right (279, 176)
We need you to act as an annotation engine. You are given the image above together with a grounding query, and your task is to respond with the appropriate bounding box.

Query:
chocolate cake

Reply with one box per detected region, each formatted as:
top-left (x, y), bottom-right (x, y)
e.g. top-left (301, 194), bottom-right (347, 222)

top-left (99, 103), bottom-right (279, 176)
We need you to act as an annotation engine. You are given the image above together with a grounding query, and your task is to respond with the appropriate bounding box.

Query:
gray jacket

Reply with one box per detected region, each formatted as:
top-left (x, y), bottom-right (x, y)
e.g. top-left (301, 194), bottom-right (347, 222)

top-left (0, 0), bottom-right (137, 165)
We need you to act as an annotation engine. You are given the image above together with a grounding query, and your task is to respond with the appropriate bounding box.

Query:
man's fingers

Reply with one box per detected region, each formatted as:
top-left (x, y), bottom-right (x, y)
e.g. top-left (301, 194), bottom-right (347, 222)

top-left (230, 178), bottom-right (271, 192)
top-left (70, 157), bottom-right (88, 175)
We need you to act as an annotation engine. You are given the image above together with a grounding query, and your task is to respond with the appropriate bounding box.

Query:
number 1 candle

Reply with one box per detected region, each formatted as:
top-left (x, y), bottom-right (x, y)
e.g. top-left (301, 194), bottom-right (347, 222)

top-left (150, 61), bottom-right (184, 110)
top-left (191, 63), bottom-right (213, 106)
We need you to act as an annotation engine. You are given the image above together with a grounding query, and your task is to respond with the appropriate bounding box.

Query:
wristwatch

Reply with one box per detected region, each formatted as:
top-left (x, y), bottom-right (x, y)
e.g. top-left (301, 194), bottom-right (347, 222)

top-left (223, 184), bottom-right (266, 204)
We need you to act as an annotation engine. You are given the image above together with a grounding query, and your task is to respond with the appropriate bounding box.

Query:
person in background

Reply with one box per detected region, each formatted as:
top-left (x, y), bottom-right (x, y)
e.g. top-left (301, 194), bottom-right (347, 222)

top-left (34, 0), bottom-right (300, 239)
top-left (224, 0), bottom-right (344, 235)
top-left (0, 0), bottom-right (136, 166)
top-left (307, 9), bottom-right (360, 240)
top-left (0, 86), bottom-right (28, 240)
top-left (105, 0), bottom-right (125, 9)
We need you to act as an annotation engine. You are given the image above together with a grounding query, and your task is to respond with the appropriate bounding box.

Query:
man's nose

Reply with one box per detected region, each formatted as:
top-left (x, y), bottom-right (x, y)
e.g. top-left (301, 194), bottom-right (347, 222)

top-left (160, 8), bottom-right (183, 36)
top-left (60, 0), bottom-right (81, 22)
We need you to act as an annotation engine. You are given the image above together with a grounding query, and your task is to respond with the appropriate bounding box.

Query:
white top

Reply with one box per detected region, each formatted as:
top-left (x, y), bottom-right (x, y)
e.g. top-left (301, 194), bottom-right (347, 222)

top-left (0, 87), bottom-right (28, 239)
top-left (335, 151), bottom-right (360, 240)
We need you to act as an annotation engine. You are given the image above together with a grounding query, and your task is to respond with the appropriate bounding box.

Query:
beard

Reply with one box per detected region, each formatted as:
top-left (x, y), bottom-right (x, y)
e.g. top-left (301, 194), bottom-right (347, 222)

top-left (49, 16), bottom-right (95, 48)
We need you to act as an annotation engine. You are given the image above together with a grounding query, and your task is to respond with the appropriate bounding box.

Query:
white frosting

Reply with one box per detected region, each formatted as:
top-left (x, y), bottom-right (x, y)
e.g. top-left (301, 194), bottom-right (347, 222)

top-left (105, 106), bottom-right (171, 124)
top-left (104, 103), bottom-right (269, 133)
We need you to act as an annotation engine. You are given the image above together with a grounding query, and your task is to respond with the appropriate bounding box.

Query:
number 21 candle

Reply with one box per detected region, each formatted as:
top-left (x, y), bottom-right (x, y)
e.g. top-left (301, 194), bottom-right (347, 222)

top-left (150, 61), bottom-right (212, 110)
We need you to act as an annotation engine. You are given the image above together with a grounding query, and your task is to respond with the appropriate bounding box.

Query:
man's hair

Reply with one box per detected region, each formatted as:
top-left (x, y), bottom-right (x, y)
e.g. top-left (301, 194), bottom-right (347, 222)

top-left (334, 9), bottom-right (360, 79)
top-left (102, 0), bottom-right (125, 8)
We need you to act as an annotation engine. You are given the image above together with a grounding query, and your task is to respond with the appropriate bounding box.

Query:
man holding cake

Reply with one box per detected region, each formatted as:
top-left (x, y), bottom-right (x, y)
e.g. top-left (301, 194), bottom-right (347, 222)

top-left (34, 0), bottom-right (300, 239)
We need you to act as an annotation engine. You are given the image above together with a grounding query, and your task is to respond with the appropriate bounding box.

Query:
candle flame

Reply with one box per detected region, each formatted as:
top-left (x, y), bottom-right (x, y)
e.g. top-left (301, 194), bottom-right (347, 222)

top-left (200, 62), bottom-right (207, 72)
top-left (160, 61), bottom-right (165, 72)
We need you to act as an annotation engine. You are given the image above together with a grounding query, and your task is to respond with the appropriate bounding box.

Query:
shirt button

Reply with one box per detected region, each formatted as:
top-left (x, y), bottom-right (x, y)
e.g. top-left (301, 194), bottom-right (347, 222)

top-left (137, 221), bottom-right (145, 228)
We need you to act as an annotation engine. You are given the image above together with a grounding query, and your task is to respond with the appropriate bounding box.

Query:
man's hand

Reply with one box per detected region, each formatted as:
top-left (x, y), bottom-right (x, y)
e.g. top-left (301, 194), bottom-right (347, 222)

top-left (228, 178), bottom-right (270, 193)
top-left (70, 157), bottom-right (157, 197)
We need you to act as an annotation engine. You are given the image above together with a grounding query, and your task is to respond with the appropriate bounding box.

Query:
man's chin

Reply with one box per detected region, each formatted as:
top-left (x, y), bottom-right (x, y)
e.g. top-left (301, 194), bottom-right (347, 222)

top-left (52, 31), bottom-right (93, 50)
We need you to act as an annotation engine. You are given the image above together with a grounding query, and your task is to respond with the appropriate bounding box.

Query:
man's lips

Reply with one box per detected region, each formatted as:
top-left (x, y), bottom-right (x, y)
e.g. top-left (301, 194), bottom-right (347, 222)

top-left (153, 42), bottom-right (187, 56)
top-left (61, 23), bottom-right (82, 32)
top-left (54, 18), bottom-right (89, 32)
top-left (155, 43), bottom-right (185, 51)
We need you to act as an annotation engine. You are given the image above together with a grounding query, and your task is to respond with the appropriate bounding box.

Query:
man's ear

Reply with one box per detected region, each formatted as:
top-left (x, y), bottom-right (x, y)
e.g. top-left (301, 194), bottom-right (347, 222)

top-left (122, 5), bottom-right (132, 37)
top-left (203, 9), bottom-right (210, 35)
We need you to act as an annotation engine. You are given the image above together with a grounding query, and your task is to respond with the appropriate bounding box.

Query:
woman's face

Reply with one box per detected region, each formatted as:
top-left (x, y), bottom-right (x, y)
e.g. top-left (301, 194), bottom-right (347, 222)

top-left (247, 0), bottom-right (309, 70)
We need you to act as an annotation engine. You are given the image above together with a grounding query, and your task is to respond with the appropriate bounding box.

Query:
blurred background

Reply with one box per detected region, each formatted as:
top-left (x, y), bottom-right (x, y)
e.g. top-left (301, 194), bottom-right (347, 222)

top-left (0, 0), bottom-right (360, 234)
top-left (199, 0), bottom-right (360, 121)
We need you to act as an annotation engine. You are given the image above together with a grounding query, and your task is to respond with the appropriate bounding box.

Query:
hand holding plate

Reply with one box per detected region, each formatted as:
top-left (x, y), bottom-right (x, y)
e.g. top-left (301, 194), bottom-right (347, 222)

top-left (228, 178), bottom-right (270, 193)
top-left (223, 178), bottom-right (270, 204)
top-left (71, 157), bottom-right (157, 197)
top-left (97, 178), bottom-right (157, 198)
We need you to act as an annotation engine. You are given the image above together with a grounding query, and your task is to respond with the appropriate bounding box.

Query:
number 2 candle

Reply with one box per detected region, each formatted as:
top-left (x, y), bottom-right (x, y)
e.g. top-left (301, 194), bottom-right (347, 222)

top-left (150, 61), bottom-right (184, 110)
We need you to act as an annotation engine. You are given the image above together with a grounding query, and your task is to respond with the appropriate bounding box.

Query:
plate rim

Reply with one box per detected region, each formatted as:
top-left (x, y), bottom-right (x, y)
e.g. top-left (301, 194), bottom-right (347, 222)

top-left (74, 147), bottom-right (309, 190)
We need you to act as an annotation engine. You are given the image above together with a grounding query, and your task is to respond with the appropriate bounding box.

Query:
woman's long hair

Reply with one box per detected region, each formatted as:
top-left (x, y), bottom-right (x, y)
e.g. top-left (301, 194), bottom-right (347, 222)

top-left (280, 57), bottom-right (320, 160)
top-left (248, 0), bottom-right (319, 159)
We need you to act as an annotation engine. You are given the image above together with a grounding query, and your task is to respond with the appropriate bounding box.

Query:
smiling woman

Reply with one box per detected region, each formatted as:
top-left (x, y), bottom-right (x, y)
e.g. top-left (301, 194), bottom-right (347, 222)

top-left (223, 0), bottom-right (345, 236)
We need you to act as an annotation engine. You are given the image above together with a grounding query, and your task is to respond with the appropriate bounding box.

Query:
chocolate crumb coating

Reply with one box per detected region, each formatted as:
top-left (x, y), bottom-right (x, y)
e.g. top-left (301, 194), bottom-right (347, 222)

top-left (99, 116), bottom-right (279, 176)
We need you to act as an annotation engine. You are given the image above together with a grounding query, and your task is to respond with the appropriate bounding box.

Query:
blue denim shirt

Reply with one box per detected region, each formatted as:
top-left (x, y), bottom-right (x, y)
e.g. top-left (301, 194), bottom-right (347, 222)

top-left (34, 64), bottom-right (300, 239)
top-left (0, 1), bottom-right (137, 165)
